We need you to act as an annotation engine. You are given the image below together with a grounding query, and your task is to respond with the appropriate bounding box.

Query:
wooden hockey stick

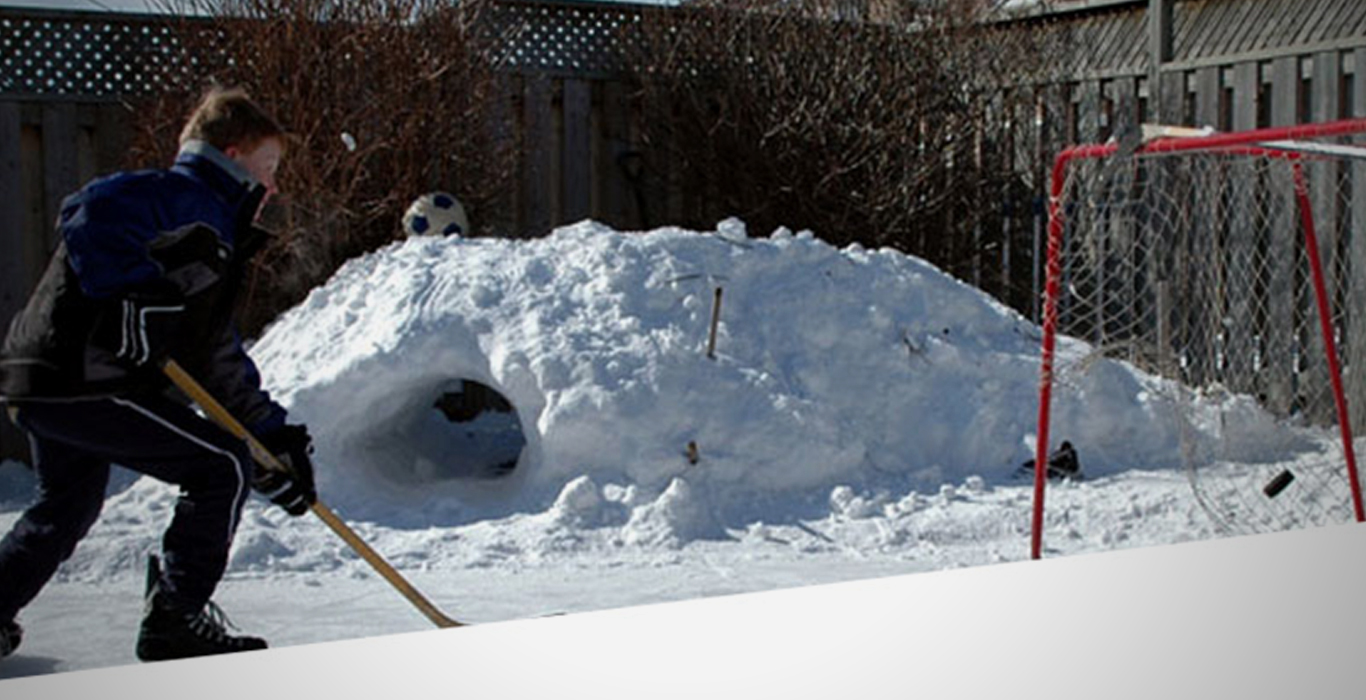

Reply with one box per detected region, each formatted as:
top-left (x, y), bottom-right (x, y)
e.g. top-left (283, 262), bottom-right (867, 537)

top-left (162, 360), bottom-right (463, 629)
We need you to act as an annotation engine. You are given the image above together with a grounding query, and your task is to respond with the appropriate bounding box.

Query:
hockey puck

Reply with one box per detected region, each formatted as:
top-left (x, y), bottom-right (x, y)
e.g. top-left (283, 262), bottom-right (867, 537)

top-left (1263, 469), bottom-right (1295, 498)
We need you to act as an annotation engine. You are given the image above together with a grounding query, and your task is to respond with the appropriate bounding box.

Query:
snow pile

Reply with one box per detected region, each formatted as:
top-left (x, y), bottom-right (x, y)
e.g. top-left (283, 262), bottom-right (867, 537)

top-left (250, 222), bottom-right (1117, 525)
top-left (0, 220), bottom-right (1322, 585)
top-left (6, 220), bottom-right (1355, 678)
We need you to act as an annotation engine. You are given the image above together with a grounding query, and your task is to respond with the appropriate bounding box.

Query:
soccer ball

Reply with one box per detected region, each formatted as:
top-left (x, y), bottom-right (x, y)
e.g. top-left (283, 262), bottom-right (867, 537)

top-left (402, 192), bottom-right (469, 237)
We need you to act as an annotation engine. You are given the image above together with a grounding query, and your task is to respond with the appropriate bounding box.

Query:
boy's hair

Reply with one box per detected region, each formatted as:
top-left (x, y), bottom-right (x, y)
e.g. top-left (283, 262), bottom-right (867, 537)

top-left (179, 86), bottom-right (284, 152)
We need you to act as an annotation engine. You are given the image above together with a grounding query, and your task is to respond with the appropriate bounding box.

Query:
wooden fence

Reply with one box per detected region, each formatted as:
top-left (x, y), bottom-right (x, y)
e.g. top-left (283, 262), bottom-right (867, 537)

top-left (502, 74), bottom-right (656, 237)
top-left (3, 0), bottom-right (1366, 461)
top-left (0, 99), bottom-right (134, 461)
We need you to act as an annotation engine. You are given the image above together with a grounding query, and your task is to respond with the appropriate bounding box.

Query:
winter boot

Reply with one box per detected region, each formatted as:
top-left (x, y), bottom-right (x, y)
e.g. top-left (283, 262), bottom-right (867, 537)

top-left (0, 619), bottom-right (21, 658)
top-left (135, 555), bottom-right (267, 662)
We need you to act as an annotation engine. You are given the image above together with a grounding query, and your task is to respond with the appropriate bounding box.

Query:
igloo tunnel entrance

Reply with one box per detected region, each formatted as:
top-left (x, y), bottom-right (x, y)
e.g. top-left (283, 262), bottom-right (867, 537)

top-left (427, 378), bottom-right (525, 479)
top-left (367, 377), bottom-right (528, 484)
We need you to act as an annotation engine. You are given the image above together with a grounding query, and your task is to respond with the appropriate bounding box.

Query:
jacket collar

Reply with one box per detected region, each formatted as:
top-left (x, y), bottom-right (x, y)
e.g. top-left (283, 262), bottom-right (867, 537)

top-left (173, 140), bottom-right (269, 243)
top-left (176, 139), bottom-right (259, 189)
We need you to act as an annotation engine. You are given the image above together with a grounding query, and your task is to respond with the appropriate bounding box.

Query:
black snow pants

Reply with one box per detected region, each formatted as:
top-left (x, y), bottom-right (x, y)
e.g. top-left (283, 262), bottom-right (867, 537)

top-left (0, 394), bottom-right (256, 623)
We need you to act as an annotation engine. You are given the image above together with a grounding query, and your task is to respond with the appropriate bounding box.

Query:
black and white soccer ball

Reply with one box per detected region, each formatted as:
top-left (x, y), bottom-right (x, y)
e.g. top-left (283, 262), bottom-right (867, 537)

top-left (402, 192), bottom-right (469, 237)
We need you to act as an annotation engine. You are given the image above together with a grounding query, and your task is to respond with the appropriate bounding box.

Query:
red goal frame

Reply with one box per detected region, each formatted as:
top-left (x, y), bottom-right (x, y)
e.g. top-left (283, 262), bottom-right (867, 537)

top-left (1031, 118), bottom-right (1366, 560)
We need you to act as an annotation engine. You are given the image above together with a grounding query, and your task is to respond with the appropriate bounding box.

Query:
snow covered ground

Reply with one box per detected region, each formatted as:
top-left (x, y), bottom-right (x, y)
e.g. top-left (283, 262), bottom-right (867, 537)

top-left (0, 220), bottom-right (1356, 679)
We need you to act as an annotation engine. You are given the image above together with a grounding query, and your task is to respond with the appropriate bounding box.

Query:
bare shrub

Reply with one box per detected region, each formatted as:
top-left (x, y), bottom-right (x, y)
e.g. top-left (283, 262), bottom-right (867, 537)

top-left (626, 0), bottom-right (1064, 302)
top-left (129, 0), bottom-right (512, 335)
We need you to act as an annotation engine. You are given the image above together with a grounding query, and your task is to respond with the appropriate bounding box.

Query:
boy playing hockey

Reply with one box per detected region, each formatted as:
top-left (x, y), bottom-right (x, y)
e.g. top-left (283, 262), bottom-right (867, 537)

top-left (0, 86), bottom-right (315, 662)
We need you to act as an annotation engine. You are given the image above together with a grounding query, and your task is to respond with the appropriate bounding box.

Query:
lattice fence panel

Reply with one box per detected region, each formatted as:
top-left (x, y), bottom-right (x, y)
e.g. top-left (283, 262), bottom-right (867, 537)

top-left (486, 0), bottom-right (645, 76)
top-left (0, 3), bottom-right (662, 98)
top-left (0, 12), bottom-right (227, 97)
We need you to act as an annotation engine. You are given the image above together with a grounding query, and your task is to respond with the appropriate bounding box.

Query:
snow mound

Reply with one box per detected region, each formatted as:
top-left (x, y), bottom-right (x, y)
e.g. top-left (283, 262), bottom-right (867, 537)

top-left (248, 220), bottom-right (1237, 536)
top-left (0, 219), bottom-right (1332, 597)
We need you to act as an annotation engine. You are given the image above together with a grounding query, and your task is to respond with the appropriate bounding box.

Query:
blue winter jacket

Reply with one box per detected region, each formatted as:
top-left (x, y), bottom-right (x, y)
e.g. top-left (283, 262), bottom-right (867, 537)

top-left (0, 140), bottom-right (287, 434)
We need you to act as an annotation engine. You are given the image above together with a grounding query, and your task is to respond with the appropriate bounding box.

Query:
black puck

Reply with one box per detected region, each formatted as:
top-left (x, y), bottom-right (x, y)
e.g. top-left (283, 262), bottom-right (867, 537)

top-left (1263, 469), bottom-right (1295, 498)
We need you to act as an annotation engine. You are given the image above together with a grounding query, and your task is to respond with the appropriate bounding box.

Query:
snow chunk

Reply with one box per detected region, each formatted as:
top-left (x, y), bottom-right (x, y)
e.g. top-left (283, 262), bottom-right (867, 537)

top-left (829, 486), bottom-right (888, 519)
top-left (551, 476), bottom-right (604, 527)
top-left (623, 478), bottom-right (722, 547)
top-left (230, 531), bottom-right (297, 570)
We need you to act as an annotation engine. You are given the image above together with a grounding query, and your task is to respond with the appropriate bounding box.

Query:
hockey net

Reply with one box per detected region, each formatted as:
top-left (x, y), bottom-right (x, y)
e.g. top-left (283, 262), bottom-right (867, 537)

top-left (1031, 119), bottom-right (1366, 558)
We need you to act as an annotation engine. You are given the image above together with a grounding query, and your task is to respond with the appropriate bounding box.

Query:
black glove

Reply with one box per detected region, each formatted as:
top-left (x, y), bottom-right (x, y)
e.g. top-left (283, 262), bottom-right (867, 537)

top-left (254, 424), bottom-right (317, 516)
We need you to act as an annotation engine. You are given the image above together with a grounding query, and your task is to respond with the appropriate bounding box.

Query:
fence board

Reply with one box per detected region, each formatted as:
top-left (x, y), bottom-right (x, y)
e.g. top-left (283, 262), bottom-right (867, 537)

top-left (1262, 55), bottom-right (1299, 415)
top-left (20, 123), bottom-right (43, 286)
top-left (1194, 64), bottom-right (1220, 128)
top-left (1350, 47), bottom-right (1366, 431)
top-left (1224, 63), bottom-right (1258, 392)
top-left (0, 101), bottom-right (22, 331)
top-left (94, 103), bottom-right (129, 175)
top-left (658, 95), bottom-right (683, 227)
top-left (0, 100), bottom-right (24, 459)
top-left (1225, 0), bottom-right (1274, 58)
top-left (487, 77), bottom-right (518, 237)
top-left (1171, 0), bottom-right (1198, 60)
top-left (75, 108), bottom-right (97, 185)
top-left (562, 78), bottom-right (592, 224)
top-left (598, 80), bottom-right (634, 228)
top-left (1185, 0), bottom-right (1225, 59)
top-left (521, 73), bottom-right (554, 236)
top-left (1, 103), bottom-right (24, 462)
top-left (1302, 50), bottom-right (1341, 423)
top-left (1028, 87), bottom-right (1047, 322)
top-left (1322, 1), bottom-right (1359, 45)
top-left (1079, 79), bottom-right (1102, 143)
top-left (1158, 68), bottom-right (1186, 126)
top-left (1110, 75), bottom-right (1140, 144)
top-left (1208, 0), bottom-right (1247, 58)
top-left (1091, 7), bottom-right (1125, 67)
top-left (41, 101), bottom-right (78, 255)
top-left (1266, 0), bottom-right (1302, 52)
top-left (1297, 0), bottom-right (1343, 49)
top-left (1347, 3), bottom-right (1366, 38)
top-left (1216, 0), bottom-right (1251, 56)
top-left (1315, 51), bottom-right (1345, 405)
top-left (1231, 61), bottom-right (1258, 131)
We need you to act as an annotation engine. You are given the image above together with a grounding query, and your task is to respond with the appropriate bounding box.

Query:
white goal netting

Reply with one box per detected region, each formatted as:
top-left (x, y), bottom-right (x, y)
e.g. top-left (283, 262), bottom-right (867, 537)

top-left (1035, 120), bottom-right (1366, 545)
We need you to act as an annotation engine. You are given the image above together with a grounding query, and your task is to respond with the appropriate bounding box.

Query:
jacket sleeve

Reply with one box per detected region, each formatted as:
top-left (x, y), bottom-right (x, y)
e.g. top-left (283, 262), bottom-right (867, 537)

top-left (61, 177), bottom-right (170, 299)
top-left (187, 217), bottom-right (288, 435)
top-left (63, 176), bottom-right (288, 431)
top-left (193, 321), bottom-right (288, 436)
top-left (62, 178), bottom-right (196, 370)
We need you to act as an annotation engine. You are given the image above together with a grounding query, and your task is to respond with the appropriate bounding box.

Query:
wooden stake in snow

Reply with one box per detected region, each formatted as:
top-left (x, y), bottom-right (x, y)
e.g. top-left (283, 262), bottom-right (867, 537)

top-left (707, 286), bottom-right (723, 360)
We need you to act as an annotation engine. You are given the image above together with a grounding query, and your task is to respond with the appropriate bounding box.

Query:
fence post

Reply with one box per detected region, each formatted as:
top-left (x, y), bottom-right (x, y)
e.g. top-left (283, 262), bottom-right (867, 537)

top-left (1147, 0), bottom-right (1174, 118)
top-left (1263, 56), bottom-right (1301, 416)
top-left (1306, 50), bottom-right (1342, 424)
top-left (562, 78), bottom-right (592, 225)
top-left (522, 73), bottom-right (555, 237)
top-left (0, 100), bottom-right (22, 335)
top-left (0, 100), bottom-right (26, 462)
